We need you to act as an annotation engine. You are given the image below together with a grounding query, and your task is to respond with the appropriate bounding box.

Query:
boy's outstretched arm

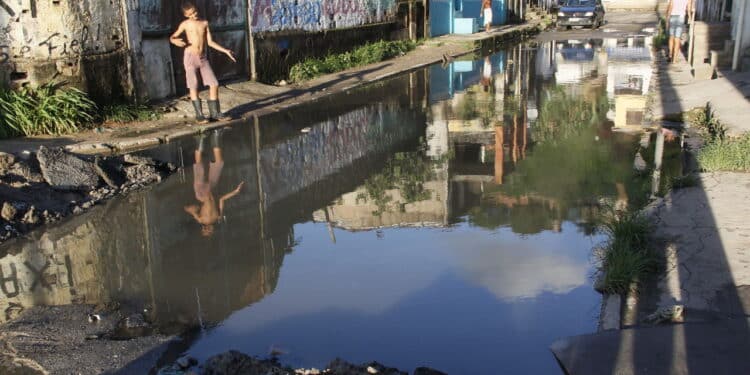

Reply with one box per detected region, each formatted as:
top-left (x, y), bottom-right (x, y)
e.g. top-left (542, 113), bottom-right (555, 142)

top-left (206, 25), bottom-right (237, 62)
top-left (218, 181), bottom-right (245, 215)
top-left (170, 22), bottom-right (187, 47)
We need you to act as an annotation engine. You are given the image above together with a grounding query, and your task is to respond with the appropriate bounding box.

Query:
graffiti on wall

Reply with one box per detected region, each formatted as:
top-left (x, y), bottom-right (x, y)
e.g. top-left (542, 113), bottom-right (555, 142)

top-left (0, 0), bottom-right (123, 65)
top-left (251, 0), bottom-right (397, 33)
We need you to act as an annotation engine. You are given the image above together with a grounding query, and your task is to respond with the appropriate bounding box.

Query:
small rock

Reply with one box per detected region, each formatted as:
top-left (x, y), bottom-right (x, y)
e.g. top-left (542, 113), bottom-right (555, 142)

top-left (123, 154), bottom-right (157, 166)
top-left (643, 305), bottom-right (685, 324)
top-left (111, 313), bottom-right (152, 339)
top-left (7, 161), bottom-right (44, 183)
top-left (1, 202), bottom-right (17, 221)
top-left (88, 313), bottom-right (101, 323)
top-left (0, 151), bottom-right (16, 172)
top-left (367, 366), bottom-right (378, 374)
top-left (278, 80), bottom-right (288, 86)
top-left (176, 356), bottom-right (197, 369)
top-left (21, 206), bottom-right (40, 225)
top-left (37, 146), bottom-right (100, 191)
top-left (94, 156), bottom-right (127, 188)
top-left (124, 164), bottom-right (160, 183)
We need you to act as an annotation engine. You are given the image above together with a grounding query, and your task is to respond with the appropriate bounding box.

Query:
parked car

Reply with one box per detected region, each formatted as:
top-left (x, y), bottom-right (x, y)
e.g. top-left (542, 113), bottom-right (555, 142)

top-left (555, 0), bottom-right (605, 30)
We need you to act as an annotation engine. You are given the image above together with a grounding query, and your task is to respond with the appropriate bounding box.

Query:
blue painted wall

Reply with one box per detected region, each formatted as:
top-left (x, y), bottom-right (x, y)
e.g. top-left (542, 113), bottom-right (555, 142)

top-left (429, 52), bottom-right (506, 102)
top-left (430, 0), bottom-right (506, 36)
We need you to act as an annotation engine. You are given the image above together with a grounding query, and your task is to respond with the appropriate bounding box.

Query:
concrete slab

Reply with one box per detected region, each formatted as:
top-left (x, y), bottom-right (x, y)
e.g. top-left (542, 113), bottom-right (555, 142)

top-left (551, 318), bottom-right (750, 374)
top-left (651, 57), bottom-right (750, 136)
top-left (644, 173), bottom-right (750, 315)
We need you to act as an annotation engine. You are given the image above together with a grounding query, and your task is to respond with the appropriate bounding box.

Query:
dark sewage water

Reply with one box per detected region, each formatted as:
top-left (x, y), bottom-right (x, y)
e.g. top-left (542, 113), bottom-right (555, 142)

top-left (0, 35), bottom-right (683, 374)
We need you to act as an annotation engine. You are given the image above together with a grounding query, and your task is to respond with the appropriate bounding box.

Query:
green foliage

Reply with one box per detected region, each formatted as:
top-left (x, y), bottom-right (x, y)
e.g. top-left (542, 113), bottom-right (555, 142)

top-left (598, 210), bottom-right (659, 294)
top-left (289, 40), bottom-right (417, 82)
top-left (455, 93), bottom-right (478, 120)
top-left (652, 17), bottom-right (667, 49)
top-left (697, 134), bottom-right (750, 172)
top-left (356, 148), bottom-right (443, 216)
top-left (533, 86), bottom-right (609, 143)
top-left (101, 103), bottom-right (162, 123)
top-left (689, 102), bottom-right (727, 142)
top-left (0, 82), bottom-right (96, 138)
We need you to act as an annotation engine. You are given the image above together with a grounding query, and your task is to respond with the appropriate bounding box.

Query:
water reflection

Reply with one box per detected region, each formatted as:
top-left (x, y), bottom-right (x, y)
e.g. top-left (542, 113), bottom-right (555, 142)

top-left (184, 132), bottom-right (245, 237)
top-left (0, 36), bottom-right (683, 374)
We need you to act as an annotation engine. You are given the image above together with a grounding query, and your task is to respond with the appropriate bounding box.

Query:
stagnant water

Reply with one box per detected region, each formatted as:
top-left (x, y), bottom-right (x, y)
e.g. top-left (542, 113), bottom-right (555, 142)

top-left (0, 36), bottom-right (683, 374)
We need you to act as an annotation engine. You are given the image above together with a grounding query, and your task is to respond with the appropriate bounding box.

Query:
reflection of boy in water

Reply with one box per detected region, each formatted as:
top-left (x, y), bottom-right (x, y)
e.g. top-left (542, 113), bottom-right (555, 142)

top-left (481, 56), bottom-right (492, 91)
top-left (184, 132), bottom-right (244, 237)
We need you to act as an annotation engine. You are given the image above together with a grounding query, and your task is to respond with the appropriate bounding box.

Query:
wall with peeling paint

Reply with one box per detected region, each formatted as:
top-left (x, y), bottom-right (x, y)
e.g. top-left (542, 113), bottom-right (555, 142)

top-left (0, 0), bottom-right (133, 101)
top-left (1, 0), bottom-right (408, 102)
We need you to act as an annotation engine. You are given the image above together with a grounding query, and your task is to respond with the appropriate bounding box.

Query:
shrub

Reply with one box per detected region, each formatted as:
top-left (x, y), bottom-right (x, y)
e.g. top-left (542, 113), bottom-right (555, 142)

top-left (289, 39), bottom-right (417, 82)
top-left (0, 82), bottom-right (96, 138)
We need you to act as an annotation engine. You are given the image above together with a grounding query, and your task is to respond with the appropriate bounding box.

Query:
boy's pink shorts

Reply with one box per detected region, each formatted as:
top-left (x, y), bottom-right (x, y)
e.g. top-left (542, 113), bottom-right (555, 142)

top-left (184, 51), bottom-right (219, 89)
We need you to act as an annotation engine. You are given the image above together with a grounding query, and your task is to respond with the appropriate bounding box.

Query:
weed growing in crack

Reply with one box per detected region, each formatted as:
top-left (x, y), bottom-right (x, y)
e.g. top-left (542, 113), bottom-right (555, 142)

top-left (597, 209), bottom-right (659, 295)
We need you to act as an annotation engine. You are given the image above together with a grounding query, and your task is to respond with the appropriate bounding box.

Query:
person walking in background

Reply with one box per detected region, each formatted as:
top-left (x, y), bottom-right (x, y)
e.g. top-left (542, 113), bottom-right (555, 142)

top-left (170, 1), bottom-right (236, 123)
top-left (665, 0), bottom-right (692, 63)
top-left (481, 0), bottom-right (493, 33)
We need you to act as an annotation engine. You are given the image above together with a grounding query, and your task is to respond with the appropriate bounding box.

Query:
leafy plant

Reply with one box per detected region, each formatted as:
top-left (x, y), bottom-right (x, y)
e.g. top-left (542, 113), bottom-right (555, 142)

top-left (289, 40), bottom-right (417, 82)
top-left (0, 82), bottom-right (96, 138)
top-left (689, 102), bottom-right (727, 142)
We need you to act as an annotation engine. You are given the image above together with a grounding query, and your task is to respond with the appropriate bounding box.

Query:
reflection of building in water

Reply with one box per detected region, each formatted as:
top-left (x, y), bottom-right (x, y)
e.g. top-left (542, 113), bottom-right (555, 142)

top-left (0, 71), bottom-right (432, 325)
top-left (604, 36), bottom-right (653, 129)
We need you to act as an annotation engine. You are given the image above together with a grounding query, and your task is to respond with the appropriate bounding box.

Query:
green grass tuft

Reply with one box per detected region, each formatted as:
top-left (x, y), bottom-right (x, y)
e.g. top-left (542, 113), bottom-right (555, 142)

top-left (0, 82), bottom-right (96, 138)
top-left (598, 210), bottom-right (659, 295)
top-left (289, 40), bottom-right (417, 82)
top-left (101, 103), bottom-right (162, 123)
top-left (697, 134), bottom-right (750, 172)
top-left (689, 102), bottom-right (727, 142)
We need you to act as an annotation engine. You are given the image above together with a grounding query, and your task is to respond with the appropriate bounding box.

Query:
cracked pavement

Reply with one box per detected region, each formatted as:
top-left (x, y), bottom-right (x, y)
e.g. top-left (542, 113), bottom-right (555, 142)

top-left (642, 172), bottom-right (750, 318)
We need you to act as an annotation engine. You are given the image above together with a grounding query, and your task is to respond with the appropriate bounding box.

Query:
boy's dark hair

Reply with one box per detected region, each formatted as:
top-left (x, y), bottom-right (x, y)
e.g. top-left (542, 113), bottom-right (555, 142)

top-left (181, 1), bottom-right (197, 12)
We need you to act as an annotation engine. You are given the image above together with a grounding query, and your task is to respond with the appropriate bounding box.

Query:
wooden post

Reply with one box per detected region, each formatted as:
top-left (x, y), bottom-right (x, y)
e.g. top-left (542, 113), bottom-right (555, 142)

top-left (423, 0), bottom-right (429, 37)
top-left (409, 0), bottom-right (417, 40)
top-left (247, 0), bottom-right (258, 81)
top-left (688, 0), bottom-right (696, 67)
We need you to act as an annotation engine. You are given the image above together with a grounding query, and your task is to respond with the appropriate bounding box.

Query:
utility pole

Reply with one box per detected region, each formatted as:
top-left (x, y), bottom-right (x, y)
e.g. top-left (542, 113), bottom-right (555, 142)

top-left (247, 0), bottom-right (258, 81)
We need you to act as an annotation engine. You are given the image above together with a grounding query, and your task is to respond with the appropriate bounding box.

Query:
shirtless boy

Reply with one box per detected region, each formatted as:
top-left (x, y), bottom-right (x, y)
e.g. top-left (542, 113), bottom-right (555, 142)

top-left (170, 2), bottom-right (237, 123)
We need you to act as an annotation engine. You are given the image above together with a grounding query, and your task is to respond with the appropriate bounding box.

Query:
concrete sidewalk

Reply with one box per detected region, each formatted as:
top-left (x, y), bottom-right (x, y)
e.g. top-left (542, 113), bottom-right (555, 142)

top-left (0, 21), bottom-right (545, 155)
top-left (651, 53), bottom-right (750, 136)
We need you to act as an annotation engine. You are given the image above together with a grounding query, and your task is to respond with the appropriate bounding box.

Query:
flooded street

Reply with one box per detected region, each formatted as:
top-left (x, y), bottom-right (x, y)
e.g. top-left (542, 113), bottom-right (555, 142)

top-left (0, 35), bottom-right (683, 374)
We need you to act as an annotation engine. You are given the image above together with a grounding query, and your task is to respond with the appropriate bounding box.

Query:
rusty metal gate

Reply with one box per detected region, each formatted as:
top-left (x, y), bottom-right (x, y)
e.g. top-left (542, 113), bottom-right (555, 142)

top-left (139, 0), bottom-right (248, 98)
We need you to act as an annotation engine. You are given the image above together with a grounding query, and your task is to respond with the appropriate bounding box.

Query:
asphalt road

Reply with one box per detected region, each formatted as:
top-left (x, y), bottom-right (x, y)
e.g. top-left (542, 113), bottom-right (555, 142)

top-left (537, 10), bottom-right (659, 41)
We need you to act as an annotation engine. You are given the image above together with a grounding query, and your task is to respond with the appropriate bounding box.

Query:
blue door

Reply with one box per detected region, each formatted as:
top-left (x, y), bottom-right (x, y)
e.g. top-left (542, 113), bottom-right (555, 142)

top-left (430, 0), bottom-right (454, 36)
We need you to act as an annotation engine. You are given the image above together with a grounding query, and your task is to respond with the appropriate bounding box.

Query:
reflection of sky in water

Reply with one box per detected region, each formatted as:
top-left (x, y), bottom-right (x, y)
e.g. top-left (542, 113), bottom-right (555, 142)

top-left (188, 221), bottom-right (601, 374)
